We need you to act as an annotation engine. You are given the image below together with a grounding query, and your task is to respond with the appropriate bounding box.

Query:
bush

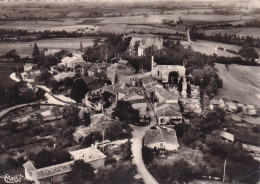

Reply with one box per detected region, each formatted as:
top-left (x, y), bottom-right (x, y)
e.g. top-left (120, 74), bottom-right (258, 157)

top-left (105, 157), bottom-right (117, 166)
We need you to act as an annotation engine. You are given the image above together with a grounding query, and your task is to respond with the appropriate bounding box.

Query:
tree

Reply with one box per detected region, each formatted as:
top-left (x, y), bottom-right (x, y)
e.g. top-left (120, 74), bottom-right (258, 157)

top-left (70, 79), bottom-right (88, 102)
top-left (36, 88), bottom-right (45, 100)
top-left (82, 112), bottom-right (91, 126)
top-left (51, 106), bottom-right (60, 119)
top-left (133, 40), bottom-right (140, 55)
top-left (36, 70), bottom-right (51, 83)
top-left (178, 77), bottom-right (183, 93)
top-left (63, 77), bottom-right (73, 88)
top-left (112, 100), bottom-right (139, 124)
top-left (168, 71), bottom-right (179, 84)
top-left (105, 121), bottom-right (124, 140)
top-left (186, 83), bottom-right (191, 97)
top-left (62, 105), bottom-right (80, 126)
top-left (66, 160), bottom-right (94, 183)
top-left (32, 43), bottom-right (40, 63)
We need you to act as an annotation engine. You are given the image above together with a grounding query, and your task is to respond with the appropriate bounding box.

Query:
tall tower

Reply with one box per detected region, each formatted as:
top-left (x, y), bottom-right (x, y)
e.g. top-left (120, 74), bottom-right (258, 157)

top-left (182, 77), bottom-right (187, 98)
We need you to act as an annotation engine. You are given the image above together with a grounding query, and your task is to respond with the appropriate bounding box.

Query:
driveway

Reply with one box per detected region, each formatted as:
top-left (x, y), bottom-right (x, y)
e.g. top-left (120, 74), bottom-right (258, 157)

top-left (131, 97), bottom-right (159, 184)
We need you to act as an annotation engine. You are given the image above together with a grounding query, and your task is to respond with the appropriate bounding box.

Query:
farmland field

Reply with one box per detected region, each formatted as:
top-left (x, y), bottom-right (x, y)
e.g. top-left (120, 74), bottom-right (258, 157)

top-left (201, 27), bottom-right (260, 39)
top-left (0, 38), bottom-right (95, 57)
top-left (97, 24), bottom-right (180, 34)
top-left (180, 14), bottom-right (242, 25)
top-left (0, 18), bottom-right (98, 32)
top-left (215, 63), bottom-right (260, 108)
top-left (181, 40), bottom-right (244, 57)
top-left (99, 15), bottom-right (181, 25)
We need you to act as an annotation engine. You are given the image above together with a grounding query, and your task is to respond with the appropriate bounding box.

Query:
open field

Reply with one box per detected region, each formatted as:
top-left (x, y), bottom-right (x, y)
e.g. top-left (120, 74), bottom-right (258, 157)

top-left (97, 24), bottom-right (179, 34)
top-left (201, 27), bottom-right (260, 39)
top-left (215, 63), bottom-right (260, 108)
top-left (0, 38), bottom-right (94, 58)
top-left (0, 18), bottom-right (98, 32)
top-left (181, 40), bottom-right (243, 57)
top-left (0, 61), bottom-right (24, 89)
top-left (99, 15), bottom-right (181, 25)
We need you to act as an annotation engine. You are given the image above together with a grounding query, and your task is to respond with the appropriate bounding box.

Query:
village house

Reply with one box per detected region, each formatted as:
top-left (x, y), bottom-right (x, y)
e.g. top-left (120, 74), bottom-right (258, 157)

top-left (59, 55), bottom-right (91, 76)
top-left (151, 56), bottom-right (186, 83)
top-left (102, 82), bottom-right (129, 103)
top-left (87, 62), bottom-right (111, 78)
top-left (128, 34), bottom-right (163, 56)
top-left (220, 131), bottom-right (234, 143)
top-left (155, 103), bottom-right (182, 125)
top-left (73, 114), bottom-right (111, 143)
top-left (24, 63), bottom-right (36, 72)
top-left (107, 63), bottom-right (136, 86)
top-left (144, 126), bottom-right (179, 151)
top-left (23, 146), bottom-right (106, 184)
top-left (210, 98), bottom-right (225, 110)
top-left (181, 98), bottom-right (202, 114)
top-left (44, 49), bottom-right (61, 56)
top-left (83, 77), bottom-right (110, 99)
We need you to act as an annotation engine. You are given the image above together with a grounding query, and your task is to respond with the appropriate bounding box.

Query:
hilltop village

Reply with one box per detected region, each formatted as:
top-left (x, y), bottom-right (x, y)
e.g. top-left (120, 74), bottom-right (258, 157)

top-left (0, 28), bottom-right (260, 184)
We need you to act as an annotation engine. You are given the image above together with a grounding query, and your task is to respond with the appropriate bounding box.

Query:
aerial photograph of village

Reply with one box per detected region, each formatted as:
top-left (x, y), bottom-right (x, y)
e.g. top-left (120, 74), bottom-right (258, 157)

top-left (0, 0), bottom-right (259, 183)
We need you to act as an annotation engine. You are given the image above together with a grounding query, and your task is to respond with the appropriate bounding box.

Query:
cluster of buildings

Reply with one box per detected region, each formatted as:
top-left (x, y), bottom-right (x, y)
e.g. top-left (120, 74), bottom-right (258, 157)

top-left (210, 98), bottom-right (258, 115)
top-left (127, 34), bottom-right (163, 56)
top-left (23, 146), bottom-right (106, 184)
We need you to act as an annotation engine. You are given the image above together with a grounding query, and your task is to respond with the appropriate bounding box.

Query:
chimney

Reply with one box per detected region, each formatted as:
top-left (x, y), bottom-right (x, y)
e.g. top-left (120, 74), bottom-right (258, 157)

top-left (151, 56), bottom-right (154, 71)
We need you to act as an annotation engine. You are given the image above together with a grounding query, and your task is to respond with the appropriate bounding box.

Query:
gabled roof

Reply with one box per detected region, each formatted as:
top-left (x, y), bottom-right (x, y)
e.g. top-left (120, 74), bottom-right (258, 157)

top-left (220, 131), bottom-right (234, 142)
top-left (83, 76), bottom-right (97, 85)
top-left (70, 147), bottom-right (107, 163)
top-left (88, 62), bottom-right (111, 73)
top-left (144, 127), bottom-right (179, 146)
top-left (23, 160), bottom-right (36, 172)
top-left (87, 79), bottom-right (108, 92)
top-left (24, 147), bottom-right (106, 180)
top-left (36, 161), bottom-right (74, 180)
top-left (155, 103), bottom-right (181, 117)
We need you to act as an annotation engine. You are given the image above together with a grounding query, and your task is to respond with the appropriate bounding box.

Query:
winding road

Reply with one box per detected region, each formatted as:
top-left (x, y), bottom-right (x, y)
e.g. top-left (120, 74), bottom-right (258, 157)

top-left (131, 97), bottom-right (159, 184)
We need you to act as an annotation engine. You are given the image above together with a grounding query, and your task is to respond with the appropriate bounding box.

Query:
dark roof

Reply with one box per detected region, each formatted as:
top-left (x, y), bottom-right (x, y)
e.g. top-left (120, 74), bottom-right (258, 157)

top-left (87, 79), bottom-right (108, 92)
top-left (144, 127), bottom-right (178, 146)
top-left (83, 76), bottom-right (97, 85)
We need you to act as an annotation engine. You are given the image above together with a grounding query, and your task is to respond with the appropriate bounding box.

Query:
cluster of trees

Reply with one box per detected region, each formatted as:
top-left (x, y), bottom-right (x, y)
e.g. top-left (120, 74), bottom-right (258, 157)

top-left (62, 105), bottom-right (80, 126)
top-left (0, 157), bottom-right (24, 174)
top-left (112, 100), bottom-right (139, 124)
top-left (205, 136), bottom-right (259, 183)
top-left (29, 149), bottom-right (72, 168)
top-left (65, 160), bottom-right (95, 184)
top-left (238, 46), bottom-right (259, 59)
top-left (172, 107), bottom-right (259, 183)
top-left (0, 82), bottom-right (45, 106)
top-left (94, 162), bottom-right (138, 184)
top-left (70, 79), bottom-right (88, 102)
top-left (188, 65), bottom-right (223, 96)
top-left (32, 44), bottom-right (70, 69)
top-left (149, 159), bottom-right (203, 183)
top-left (82, 33), bottom-right (131, 63)
top-left (212, 55), bottom-right (259, 66)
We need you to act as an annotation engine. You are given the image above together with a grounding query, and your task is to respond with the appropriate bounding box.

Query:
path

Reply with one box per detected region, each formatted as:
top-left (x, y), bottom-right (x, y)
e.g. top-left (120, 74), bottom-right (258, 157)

top-left (131, 97), bottom-right (159, 184)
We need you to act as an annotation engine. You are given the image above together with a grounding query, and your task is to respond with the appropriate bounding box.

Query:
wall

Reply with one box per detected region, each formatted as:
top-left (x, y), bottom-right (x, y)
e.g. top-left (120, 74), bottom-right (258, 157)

top-left (147, 142), bottom-right (179, 151)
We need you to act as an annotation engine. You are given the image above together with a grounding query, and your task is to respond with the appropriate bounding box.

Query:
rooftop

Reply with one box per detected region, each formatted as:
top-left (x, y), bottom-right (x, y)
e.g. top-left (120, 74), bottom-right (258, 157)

top-left (24, 147), bottom-right (106, 180)
top-left (70, 147), bottom-right (107, 163)
top-left (155, 103), bottom-right (182, 117)
top-left (144, 127), bottom-right (179, 146)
